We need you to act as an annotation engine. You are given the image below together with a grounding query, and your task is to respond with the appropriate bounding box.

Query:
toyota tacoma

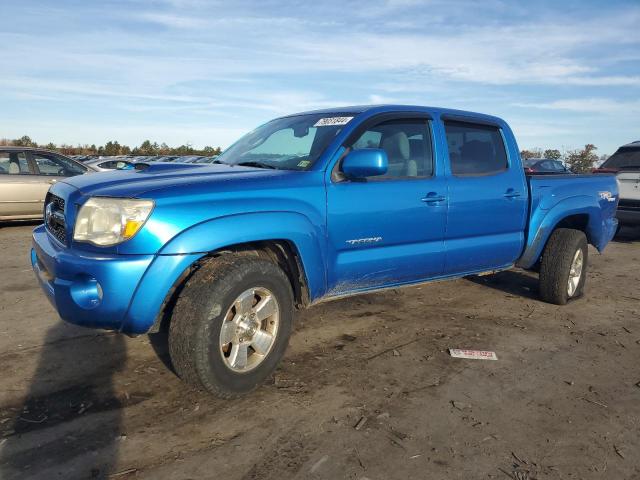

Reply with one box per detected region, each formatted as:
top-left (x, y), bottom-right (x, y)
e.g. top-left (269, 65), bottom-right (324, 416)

top-left (31, 105), bottom-right (619, 397)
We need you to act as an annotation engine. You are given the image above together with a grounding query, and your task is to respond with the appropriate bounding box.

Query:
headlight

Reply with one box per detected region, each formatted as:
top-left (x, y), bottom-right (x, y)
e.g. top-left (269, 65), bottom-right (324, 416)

top-left (74, 198), bottom-right (154, 246)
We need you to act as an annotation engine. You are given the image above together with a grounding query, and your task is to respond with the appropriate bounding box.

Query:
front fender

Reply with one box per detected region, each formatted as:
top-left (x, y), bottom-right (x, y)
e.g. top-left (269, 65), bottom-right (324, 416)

top-left (158, 211), bottom-right (327, 300)
top-left (517, 195), bottom-right (615, 269)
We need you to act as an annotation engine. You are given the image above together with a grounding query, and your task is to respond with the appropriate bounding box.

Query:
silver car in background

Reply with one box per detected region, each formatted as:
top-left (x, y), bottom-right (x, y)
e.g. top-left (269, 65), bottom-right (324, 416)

top-left (0, 147), bottom-right (96, 220)
top-left (84, 157), bottom-right (135, 171)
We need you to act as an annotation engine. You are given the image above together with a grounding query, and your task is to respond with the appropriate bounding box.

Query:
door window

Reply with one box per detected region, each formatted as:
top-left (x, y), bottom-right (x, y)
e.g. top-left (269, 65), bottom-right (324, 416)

top-left (444, 121), bottom-right (508, 176)
top-left (349, 119), bottom-right (433, 178)
top-left (32, 153), bottom-right (86, 176)
top-left (0, 152), bottom-right (30, 175)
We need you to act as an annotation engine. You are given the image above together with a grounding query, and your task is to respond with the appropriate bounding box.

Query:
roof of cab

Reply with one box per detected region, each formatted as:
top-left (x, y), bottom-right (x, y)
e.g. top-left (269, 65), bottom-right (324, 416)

top-left (287, 104), bottom-right (505, 124)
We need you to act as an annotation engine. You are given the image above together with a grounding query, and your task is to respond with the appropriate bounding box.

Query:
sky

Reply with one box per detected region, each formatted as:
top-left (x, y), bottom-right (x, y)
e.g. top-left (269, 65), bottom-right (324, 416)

top-left (1, 0), bottom-right (639, 155)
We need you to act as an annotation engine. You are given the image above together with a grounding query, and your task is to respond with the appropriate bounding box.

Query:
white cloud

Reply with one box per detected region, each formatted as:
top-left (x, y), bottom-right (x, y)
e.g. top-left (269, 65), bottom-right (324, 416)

top-left (556, 76), bottom-right (640, 87)
top-left (283, 22), bottom-right (639, 87)
top-left (513, 98), bottom-right (640, 114)
top-left (136, 12), bottom-right (208, 28)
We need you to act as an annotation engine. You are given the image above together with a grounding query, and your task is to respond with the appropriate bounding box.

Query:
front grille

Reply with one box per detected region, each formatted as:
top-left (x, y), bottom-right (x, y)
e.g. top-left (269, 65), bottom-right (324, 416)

top-left (618, 199), bottom-right (640, 211)
top-left (45, 193), bottom-right (67, 245)
top-left (49, 194), bottom-right (65, 212)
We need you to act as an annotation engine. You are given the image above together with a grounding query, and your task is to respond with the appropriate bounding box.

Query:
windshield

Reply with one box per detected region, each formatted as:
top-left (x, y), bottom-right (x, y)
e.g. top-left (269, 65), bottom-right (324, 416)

top-left (216, 113), bottom-right (355, 170)
top-left (601, 147), bottom-right (640, 170)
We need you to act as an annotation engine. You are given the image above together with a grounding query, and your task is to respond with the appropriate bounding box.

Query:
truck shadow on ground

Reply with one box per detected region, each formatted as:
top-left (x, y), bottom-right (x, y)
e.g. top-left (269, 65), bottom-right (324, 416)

top-left (0, 323), bottom-right (127, 480)
top-left (466, 270), bottom-right (540, 300)
top-left (148, 331), bottom-right (174, 373)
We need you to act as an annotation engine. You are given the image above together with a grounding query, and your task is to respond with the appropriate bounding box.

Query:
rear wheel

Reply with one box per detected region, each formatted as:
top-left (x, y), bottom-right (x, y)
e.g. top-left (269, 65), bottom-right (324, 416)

top-left (168, 255), bottom-right (294, 398)
top-left (539, 228), bottom-right (588, 305)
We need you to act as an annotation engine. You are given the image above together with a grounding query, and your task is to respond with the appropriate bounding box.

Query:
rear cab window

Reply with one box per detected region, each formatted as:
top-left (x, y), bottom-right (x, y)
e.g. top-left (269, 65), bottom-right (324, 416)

top-left (444, 120), bottom-right (508, 175)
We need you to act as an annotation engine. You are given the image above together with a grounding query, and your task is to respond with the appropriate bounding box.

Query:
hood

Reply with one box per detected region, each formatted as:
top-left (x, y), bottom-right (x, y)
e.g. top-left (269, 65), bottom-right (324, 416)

top-left (62, 162), bottom-right (288, 198)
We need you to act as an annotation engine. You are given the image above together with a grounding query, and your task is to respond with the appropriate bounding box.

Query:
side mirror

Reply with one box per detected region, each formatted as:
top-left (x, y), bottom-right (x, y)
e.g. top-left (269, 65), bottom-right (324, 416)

top-left (341, 149), bottom-right (388, 179)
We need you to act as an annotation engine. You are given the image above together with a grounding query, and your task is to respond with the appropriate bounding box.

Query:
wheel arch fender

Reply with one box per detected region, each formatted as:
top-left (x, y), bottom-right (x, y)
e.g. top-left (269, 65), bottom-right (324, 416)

top-left (517, 195), bottom-right (603, 269)
top-left (158, 211), bottom-right (327, 300)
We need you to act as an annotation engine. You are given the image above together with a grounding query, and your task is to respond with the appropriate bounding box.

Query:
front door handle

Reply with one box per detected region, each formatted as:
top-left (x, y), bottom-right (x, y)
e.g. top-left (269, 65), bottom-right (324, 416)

top-left (503, 189), bottom-right (521, 198)
top-left (421, 192), bottom-right (446, 204)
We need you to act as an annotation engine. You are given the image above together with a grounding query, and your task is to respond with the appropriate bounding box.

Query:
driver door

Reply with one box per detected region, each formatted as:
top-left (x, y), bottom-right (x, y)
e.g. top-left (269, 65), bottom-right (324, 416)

top-left (326, 115), bottom-right (447, 292)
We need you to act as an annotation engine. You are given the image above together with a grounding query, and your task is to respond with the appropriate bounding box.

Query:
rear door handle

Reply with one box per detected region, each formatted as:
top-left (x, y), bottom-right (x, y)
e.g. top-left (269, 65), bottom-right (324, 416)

top-left (503, 189), bottom-right (521, 198)
top-left (421, 192), bottom-right (446, 204)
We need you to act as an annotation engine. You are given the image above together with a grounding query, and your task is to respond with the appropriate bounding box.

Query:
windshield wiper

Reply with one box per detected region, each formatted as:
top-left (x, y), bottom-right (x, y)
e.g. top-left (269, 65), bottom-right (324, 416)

top-left (236, 161), bottom-right (277, 169)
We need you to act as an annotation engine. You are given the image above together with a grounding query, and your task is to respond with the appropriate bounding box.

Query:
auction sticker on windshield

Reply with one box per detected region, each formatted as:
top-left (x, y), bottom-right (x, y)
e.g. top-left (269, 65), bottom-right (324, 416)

top-left (314, 116), bottom-right (353, 127)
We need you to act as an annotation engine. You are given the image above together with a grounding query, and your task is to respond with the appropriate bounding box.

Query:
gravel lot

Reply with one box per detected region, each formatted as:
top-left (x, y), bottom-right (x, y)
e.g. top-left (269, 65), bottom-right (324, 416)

top-left (0, 223), bottom-right (639, 480)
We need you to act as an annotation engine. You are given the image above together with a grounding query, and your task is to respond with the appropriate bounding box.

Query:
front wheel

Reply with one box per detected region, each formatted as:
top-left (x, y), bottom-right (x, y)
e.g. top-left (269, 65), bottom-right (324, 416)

top-left (539, 228), bottom-right (588, 305)
top-left (168, 255), bottom-right (294, 398)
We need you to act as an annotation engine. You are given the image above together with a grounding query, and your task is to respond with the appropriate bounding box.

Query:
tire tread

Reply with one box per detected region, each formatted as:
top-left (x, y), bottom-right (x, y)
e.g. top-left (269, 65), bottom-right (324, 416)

top-left (168, 255), bottom-right (292, 398)
top-left (539, 228), bottom-right (588, 305)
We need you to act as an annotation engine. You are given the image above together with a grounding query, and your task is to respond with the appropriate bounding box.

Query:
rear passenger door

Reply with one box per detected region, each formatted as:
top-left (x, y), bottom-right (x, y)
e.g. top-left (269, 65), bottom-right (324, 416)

top-left (442, 119), bottom-right (527, 274)
top-left (0, 150), bottom-right (44, 218)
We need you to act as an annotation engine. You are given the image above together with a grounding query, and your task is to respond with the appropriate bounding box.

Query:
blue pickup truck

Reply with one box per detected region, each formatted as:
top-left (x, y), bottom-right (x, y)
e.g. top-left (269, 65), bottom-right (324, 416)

top-left (31, 105), bottom-right (618, 397)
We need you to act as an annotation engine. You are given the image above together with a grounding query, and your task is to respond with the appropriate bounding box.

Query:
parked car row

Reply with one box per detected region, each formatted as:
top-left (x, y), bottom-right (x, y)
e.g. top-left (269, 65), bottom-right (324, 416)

top-left (69, 154), bottom-right (218, 165)
top-left (0, 147), bottom-right (218, 220)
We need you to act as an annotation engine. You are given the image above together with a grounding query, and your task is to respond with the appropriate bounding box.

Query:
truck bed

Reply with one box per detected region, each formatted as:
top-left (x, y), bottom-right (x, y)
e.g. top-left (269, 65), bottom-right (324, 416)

top-left (517, 173), bottom-right (619, 268)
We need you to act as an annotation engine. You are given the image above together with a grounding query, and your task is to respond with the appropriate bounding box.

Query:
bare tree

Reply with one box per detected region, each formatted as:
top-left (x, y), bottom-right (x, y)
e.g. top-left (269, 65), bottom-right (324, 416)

top-left (565, 144), bottom-right (598, 173)
top-left (520, 148), bottom-right (543, 160)
top-left (543, 149), bottom-right (562, 160)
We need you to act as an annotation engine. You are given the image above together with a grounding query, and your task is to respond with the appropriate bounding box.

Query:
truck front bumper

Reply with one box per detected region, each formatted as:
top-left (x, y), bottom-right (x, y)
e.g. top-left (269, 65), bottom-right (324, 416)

top-left (31, 225), bottom-right (203, 334)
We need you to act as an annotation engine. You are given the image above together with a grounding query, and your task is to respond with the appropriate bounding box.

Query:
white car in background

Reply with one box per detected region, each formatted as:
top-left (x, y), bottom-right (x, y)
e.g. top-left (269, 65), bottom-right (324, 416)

top-left (595, 141), bottom-right (640, 228)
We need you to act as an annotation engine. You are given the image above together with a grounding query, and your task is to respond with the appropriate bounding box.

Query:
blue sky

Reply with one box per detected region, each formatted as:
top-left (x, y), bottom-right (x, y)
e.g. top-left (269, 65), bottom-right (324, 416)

top-left (1, 0), bottom-right (638, 154)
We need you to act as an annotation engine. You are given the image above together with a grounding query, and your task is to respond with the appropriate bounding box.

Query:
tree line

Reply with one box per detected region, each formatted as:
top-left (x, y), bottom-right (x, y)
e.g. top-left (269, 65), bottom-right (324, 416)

top-left (0, 135), bottom-right (222, 157)
top-left (520, 145), bottom-right (607, 173)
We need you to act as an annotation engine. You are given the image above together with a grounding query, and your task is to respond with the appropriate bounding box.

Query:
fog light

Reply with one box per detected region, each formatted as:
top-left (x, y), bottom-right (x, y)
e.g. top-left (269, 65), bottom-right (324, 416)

top-left (69, 275), bottom-right (103, 309)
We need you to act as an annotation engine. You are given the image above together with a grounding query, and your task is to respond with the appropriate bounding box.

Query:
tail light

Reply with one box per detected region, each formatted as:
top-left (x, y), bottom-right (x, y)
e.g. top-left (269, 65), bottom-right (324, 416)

top-left (524, 167), bottom-right (535, 174)
top-left (592, 167), bottom-right (619, 174)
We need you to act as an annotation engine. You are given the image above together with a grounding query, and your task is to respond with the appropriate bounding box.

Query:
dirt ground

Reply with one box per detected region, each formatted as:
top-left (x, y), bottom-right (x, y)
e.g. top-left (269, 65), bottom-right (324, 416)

top-left (0, 223), bottom-right (639, 480)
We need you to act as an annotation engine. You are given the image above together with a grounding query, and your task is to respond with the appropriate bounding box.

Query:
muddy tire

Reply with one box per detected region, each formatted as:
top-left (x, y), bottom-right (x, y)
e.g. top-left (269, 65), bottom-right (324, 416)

top-left (539, 228), bottom-right (588, 305)
top-left (168, 255), bottom-right (294, 398)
